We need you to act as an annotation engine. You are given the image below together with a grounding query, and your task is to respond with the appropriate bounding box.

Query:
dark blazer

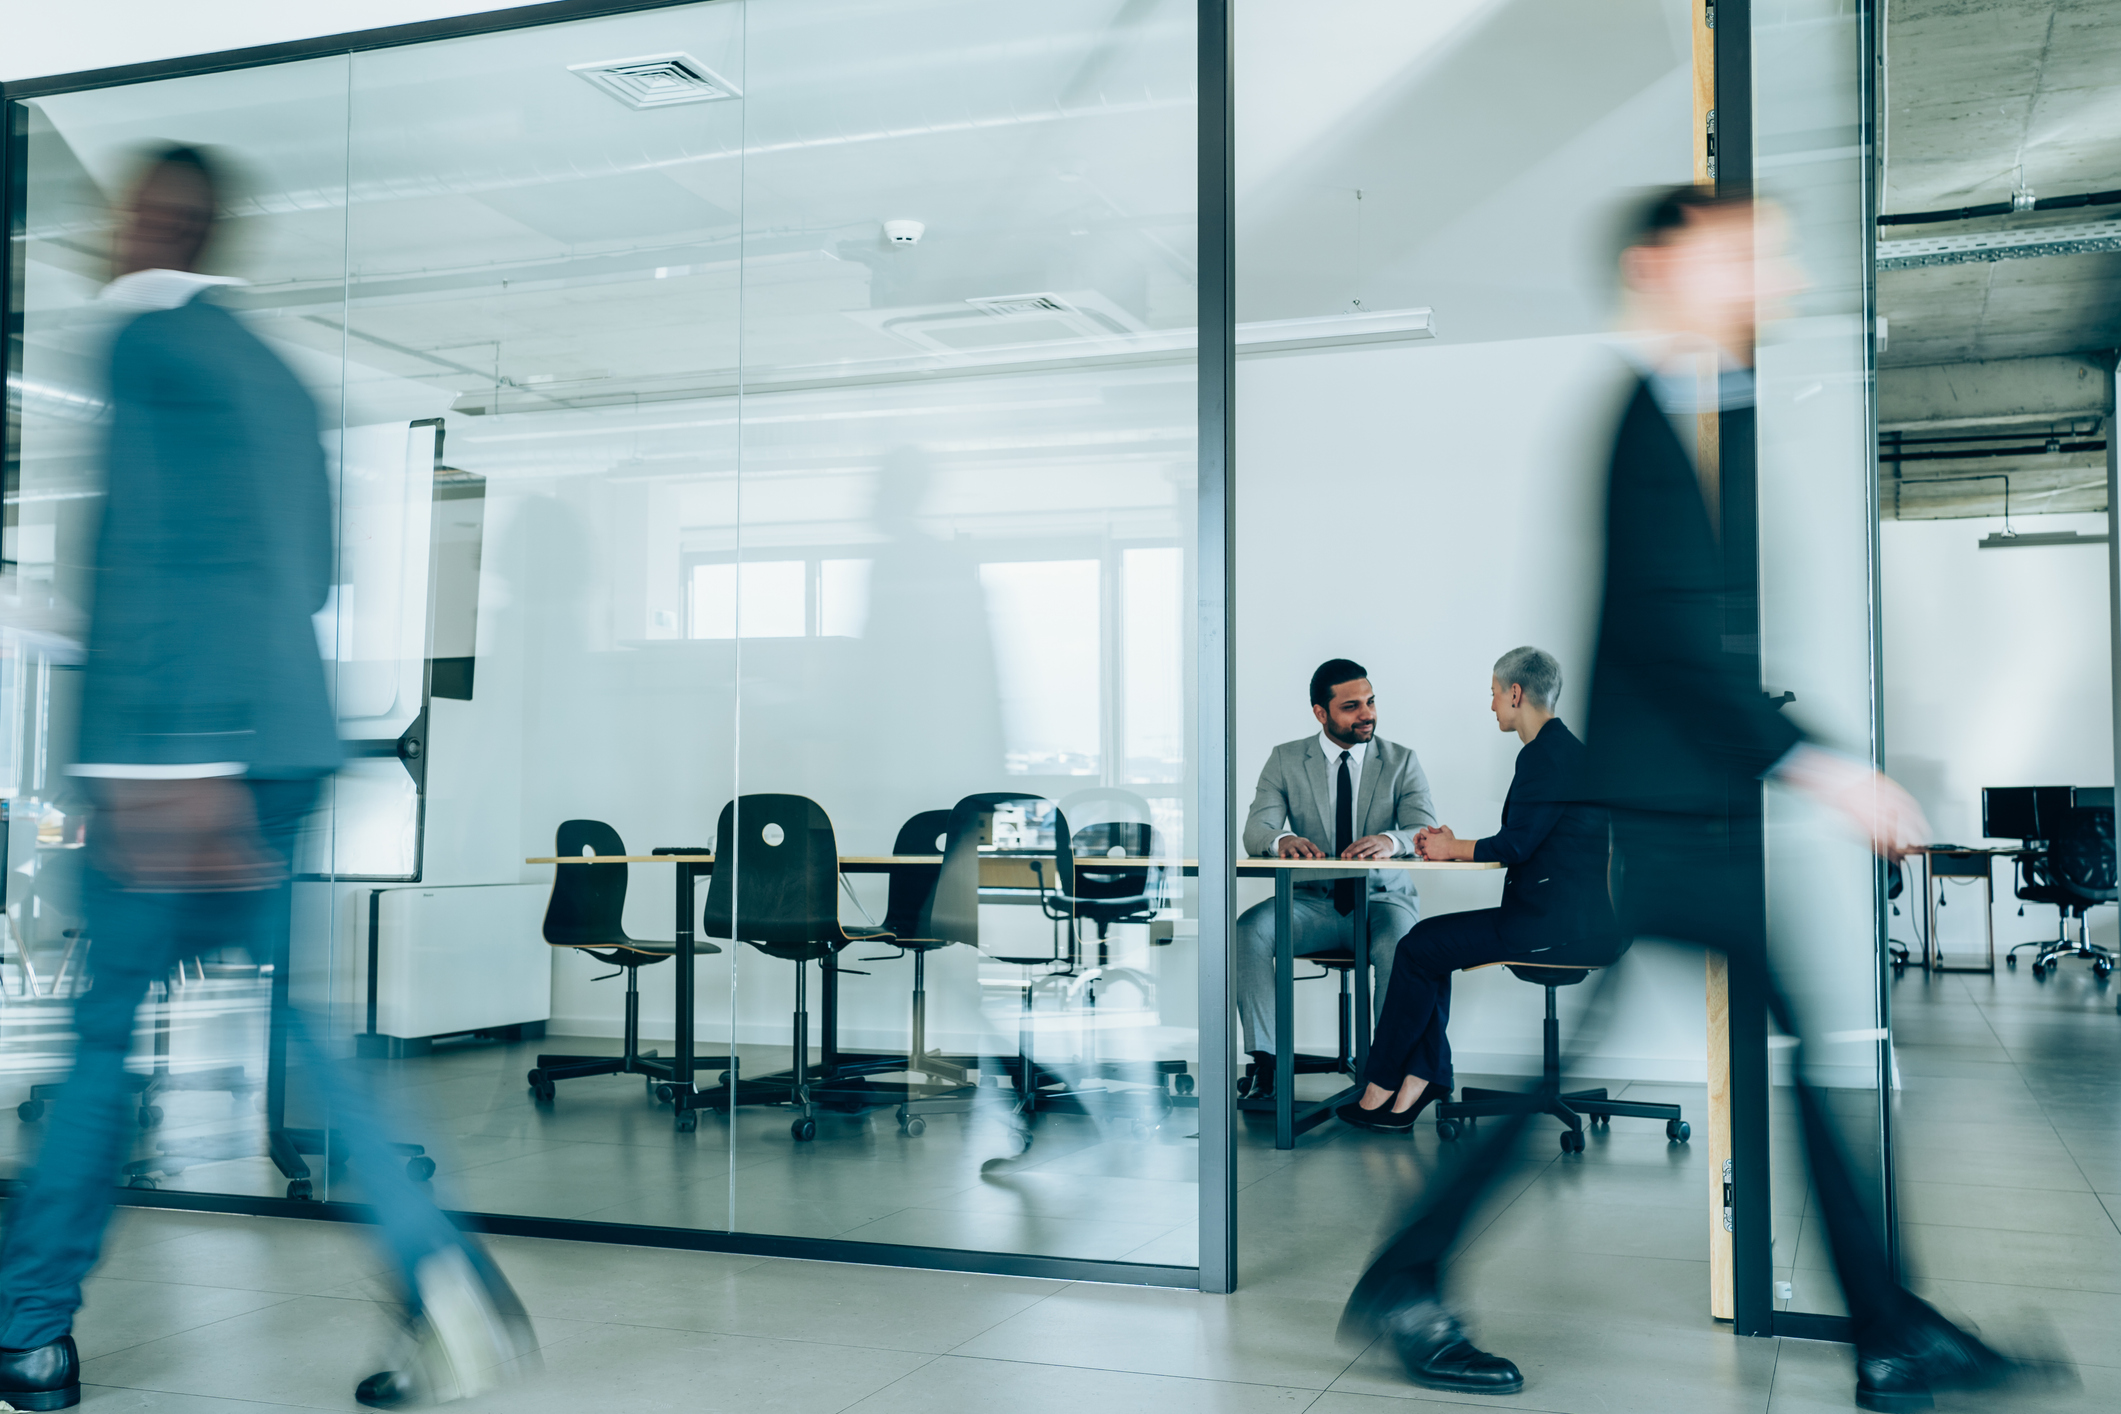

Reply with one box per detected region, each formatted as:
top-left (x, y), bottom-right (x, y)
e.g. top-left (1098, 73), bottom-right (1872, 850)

top-left (79, 292), bottom-right (342, 776)
top-left (1474, 718), bottom-right (1614, 951)
top-left (1582, 379), bottom-right (1801, 818)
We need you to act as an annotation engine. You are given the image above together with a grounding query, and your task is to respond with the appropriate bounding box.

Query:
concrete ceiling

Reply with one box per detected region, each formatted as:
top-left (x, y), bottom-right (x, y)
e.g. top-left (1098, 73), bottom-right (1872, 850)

top-left (1878, 0), bottom-right (2121, 367)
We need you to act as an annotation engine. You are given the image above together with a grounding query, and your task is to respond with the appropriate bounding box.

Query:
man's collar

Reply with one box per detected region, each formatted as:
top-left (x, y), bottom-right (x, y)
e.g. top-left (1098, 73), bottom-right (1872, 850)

top-left (1319, 730), bottom-right (1369, 761)
top-left (100, 268), bottom-right (246, 312)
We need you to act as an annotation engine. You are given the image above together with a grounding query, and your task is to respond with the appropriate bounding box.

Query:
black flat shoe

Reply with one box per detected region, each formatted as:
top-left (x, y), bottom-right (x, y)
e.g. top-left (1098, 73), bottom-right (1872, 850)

top-left (0, 1335), bottom-right (80, 1411)
top-left (1855, 1307), bottom-right (2049, 1413)
top-left (355, 1370), bottom-right (415, 1409)
top-left (1381, 1299), bottom-right (1522, 1395)
top-left (1337, 1088), bottom-right (1447, 1132)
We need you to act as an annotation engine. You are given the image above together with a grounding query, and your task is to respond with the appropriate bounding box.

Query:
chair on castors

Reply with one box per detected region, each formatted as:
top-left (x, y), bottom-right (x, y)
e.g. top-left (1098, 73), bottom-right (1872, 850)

top-left (861, 808), bottom-right (982, 1134)
top-left (702, 794), bottom-right (895, 1141)
top-left (2011, 803), bottom-right (2118, 981)
top-left (527, 819), bottom-right (728, 1105)
top-left (1433, 961), bottom-right (1689, 1154)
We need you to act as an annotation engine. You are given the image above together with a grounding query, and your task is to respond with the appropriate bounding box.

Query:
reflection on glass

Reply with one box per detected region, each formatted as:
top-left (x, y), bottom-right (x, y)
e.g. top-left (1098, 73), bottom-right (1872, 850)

top-left (982, 560), bottom-right (1103, 778)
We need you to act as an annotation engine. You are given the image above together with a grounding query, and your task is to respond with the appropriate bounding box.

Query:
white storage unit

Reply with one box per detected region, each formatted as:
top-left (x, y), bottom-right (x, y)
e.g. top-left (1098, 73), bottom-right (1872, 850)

top-left (359, 883), bottom-right (549, 1056)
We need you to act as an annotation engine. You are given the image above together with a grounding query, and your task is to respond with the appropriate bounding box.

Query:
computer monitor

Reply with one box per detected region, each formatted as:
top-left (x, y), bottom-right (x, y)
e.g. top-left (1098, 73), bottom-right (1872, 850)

top-left (1981, 786), bottom-right (2075, 840)
top-left (2074, 786), bottom-right (2114, 810)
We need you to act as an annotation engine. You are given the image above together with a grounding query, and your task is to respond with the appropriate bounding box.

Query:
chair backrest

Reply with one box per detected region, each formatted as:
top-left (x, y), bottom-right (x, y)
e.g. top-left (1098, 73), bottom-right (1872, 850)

top-left (544, 819), bottom-right (630, 946)
top-left (882, 808), bottom-right (955, 938)
top-left (1070, 821), bottom-right (1156, 913)
top-left (702, 794), bottom-right (845, 948)
top-left (2050, 805), bottom-right (2118, 901)
top-left (922, 792), bottom-right (1071, 951)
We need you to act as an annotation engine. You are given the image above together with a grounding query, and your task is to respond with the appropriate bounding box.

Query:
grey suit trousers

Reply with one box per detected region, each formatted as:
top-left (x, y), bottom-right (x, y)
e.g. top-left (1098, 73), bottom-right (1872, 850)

top-left (1236, 891), bottom-right (1420, 1055)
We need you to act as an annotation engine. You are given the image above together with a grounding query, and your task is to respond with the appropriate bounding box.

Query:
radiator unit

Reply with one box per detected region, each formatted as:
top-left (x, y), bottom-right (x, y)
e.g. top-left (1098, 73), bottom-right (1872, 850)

top-left (357, 883), bottom-right (549, 1058)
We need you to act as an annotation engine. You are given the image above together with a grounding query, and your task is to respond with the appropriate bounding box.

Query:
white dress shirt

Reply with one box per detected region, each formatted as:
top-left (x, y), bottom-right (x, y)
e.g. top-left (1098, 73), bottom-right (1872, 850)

top-left (1269, 732), bottom-right (1414, 857)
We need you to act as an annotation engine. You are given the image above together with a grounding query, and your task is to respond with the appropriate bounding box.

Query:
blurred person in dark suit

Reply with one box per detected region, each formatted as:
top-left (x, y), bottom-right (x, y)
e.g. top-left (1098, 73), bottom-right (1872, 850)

top-left (1337, 647), bottom-right (1613, 1135)
top-left (1339, 185), bottom-right (2051, 1413)
top-left (0, 146), bottom-right (533, 1413)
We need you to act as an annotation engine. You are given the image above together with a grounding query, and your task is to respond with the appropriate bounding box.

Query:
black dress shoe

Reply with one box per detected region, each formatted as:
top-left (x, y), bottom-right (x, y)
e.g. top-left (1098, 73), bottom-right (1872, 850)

top-left (1339, 1088), bottom-right (1447, 1132)
top-left (0, 1335), bottom-right (80, 1411)
top-left (1855, 1308), bottom-right (2026, 1413)
top-left (1244, 1055), bottom-right (1275, 1101)
top-left (1381, 1298), bottom-right (1523, 1395)
top-left (355, 1369), bottom-right (415, 1408)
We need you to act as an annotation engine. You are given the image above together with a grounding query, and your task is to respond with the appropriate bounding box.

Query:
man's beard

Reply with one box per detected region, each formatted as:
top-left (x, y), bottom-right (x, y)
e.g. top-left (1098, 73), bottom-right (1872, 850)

top-left (1331, 721), bottom-right (1375, 745)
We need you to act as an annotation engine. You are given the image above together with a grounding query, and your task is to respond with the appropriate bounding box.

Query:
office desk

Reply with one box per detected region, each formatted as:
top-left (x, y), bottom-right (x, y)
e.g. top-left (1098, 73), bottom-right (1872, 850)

top-left (1910, 846), bottom-right (2012, 974)
top-left (527, 851), bottom-right (1496, 1144)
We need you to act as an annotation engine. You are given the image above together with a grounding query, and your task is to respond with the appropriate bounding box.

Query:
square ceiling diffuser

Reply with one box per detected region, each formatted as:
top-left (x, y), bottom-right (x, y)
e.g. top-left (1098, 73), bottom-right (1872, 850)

top-left (569, 52), bottom-right (741, 108)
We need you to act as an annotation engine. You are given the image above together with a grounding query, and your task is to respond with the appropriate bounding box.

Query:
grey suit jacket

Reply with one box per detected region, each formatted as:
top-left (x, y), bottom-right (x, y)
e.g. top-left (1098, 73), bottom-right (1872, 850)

top-left (78, 292), bottom-right (342, 776)
top-left (1242, 734), bottom-right (1439, 897)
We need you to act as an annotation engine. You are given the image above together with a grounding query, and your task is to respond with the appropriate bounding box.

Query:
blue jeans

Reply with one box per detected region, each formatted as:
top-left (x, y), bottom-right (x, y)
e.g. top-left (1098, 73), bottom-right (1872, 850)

top-left (0, 779), bottom-right (466, 1350)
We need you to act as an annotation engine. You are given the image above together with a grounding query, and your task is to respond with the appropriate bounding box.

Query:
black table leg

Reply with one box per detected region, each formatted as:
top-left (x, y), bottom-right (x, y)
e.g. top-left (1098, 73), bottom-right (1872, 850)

top-left (1275, 869), bottom-right (1294, 1149)
top-left (1353, 883), bottom-right (1371, 1077)
top-left (675, 862), bottom-right (695, 1091)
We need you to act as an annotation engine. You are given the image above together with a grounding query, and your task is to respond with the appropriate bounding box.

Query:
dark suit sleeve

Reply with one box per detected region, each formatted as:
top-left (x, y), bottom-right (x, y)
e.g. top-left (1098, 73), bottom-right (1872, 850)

top-left (1602, 390), bottom-right (1803, 780)
top-left (1473, 802), bottom-right (1564, 866)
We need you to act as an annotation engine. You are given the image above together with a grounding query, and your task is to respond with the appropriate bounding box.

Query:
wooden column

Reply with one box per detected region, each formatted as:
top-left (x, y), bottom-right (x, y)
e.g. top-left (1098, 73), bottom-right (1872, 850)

top-left (1694, 0), bottom-right (1735, 1325)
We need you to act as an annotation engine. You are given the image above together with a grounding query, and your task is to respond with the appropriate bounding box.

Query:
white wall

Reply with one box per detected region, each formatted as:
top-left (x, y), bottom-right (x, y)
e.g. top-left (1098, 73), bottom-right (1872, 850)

top-left (0, 1), bottom-right (502, 81)
top-left (1881, 512), bottom-right (2117, 961)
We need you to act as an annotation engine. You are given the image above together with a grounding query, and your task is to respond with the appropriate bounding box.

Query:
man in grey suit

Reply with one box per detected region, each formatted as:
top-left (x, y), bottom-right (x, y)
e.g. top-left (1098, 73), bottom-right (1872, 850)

top-left (1237, 659), bottom-right (1438, 1097)
top-left (0, 146), bottom-right (532, 1413)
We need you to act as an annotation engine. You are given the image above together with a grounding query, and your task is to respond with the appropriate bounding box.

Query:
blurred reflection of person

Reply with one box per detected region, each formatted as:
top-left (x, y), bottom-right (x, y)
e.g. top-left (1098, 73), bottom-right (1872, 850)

top-left (1339, 647), bottom-right (1612, 1132)
top-left (1237, 660), bottom-right (1437, 1099)
top-left (1340, 185), bottom-right (2052, 1411)
top-left (0, 146), bottom-right (534, 1414)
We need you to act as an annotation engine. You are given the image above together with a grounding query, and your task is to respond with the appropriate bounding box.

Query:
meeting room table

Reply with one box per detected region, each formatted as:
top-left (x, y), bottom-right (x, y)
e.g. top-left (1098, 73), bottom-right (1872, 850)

top-left (525, 850), bottom-right (1498, 1146)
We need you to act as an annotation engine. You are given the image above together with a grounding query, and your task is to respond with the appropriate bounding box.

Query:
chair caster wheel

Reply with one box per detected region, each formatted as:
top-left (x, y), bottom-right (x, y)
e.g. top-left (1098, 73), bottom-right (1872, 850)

top-left (2005, 955), bottom-right (2017, 968)
top-left (527, 1070), bottom-right (556, 1102)
top-left (138, 1105), bottom-right (164, 1129)
top-left (654, 1084), bottom-right (677, 1105)
top-left (18, 1099), bottom-right (45, 1123)
top-left (1587, 1112), bottom-right (1609, 1127)
top-left (287, 1178), bottom-right (313, 1200)
top-left (1172, 1073), bottom-right (1195, 1096)
top-left (899, 1116), bottom-right (926, 1137)
top-left (675, 1111), bottom-right (698, 1133)
top-left (405, 1156), bottom-right (436, 1182)
top-left (1667, 1119), bottom-right (1691, 1143)
top-left (1560, 1128), bottom-right (1585, 1154)
top-left (127, 1174), bottom-right (158, 1190)
top-left (791, 1117), bottom-right (817, 1142)
top-left (1436, 1119), bottom-right (1461, 1142)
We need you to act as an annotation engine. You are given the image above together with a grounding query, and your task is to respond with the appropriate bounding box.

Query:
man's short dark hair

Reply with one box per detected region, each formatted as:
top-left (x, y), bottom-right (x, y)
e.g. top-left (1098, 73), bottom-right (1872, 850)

top-left (1611, 181), bottom-right (1754, 284)
top-left (1310, 658), bottom-right (1369, 710)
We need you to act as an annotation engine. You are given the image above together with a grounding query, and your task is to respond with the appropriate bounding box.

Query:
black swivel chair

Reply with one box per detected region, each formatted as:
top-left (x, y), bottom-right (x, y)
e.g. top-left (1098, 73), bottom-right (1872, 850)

top-left (702, 794), bottom-right (896, 1141)
top-left (2010, 804), bottom-right (2117, 982)
top-left (526, 819), bottom-right (730, 1104)
top-left (862, 808), bottom-right (983, 1135)
top-left (1434, 961), bottom-right (1689, 1155)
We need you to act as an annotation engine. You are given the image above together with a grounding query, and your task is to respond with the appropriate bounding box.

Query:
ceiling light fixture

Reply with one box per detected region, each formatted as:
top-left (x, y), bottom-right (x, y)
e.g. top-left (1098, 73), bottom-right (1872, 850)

top-left (569, 52), bottom-right (741, 109)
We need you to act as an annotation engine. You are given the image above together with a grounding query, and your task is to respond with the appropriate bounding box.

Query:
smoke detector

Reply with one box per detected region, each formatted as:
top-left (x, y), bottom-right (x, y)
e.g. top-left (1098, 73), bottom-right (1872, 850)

top-left (569, 53), bottom-right (741, 109)
top-left (883, 220), bottom-right (926, 246)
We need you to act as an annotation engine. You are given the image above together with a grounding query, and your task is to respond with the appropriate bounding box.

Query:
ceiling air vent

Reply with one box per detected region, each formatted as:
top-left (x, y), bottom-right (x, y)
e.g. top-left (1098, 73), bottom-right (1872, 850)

top-left (568, 52), bottom-right (741, 109)
top-left (966, 292), bottom-right (1077, 318)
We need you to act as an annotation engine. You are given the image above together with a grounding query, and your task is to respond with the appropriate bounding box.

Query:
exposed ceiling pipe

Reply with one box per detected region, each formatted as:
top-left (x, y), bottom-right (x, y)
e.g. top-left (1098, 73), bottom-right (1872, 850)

top-left (1878, 186), bottom-right (2121, 226)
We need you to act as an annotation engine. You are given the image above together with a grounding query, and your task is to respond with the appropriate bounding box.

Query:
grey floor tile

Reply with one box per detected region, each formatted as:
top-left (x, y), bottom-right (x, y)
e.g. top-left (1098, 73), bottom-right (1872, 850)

top-left (1895, 1179), bottom-right (2119, 1236)
top-left (1766, 1334), bottom-right (2100, 1414)
top-left (832, 1205), bottom-right (1180, 1261)
top-left (90, 1219), bottom-right (400, 1297)
top-left (1913, 1275), bottom-right (2121, 1371)
top-left (841, 1353), bottom-right (1321, 1414)
top-left (75, 1276), bottom-right (295, 1361)
top-left (75, 1389), bottom-right (321, 1413)
top-left (1896, 1222), bottom-right (2121, 1294)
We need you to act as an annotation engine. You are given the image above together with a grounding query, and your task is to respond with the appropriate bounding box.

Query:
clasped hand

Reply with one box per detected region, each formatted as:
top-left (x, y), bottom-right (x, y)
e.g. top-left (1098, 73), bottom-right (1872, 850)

top-left (1276, 833), bottom-right (1398, 860)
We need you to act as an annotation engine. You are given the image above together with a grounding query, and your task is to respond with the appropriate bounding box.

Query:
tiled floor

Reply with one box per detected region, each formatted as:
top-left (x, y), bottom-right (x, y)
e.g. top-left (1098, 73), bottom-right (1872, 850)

top-left (7, 953), bottom-right (2118, 1412)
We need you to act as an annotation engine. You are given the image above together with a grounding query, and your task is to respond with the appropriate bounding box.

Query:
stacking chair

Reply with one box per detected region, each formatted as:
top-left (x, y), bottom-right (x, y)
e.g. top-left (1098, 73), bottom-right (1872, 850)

top-left (1433, 961), bottom-right (1688, 1154)
top-left (526, 819), bottom-right (729, 1105)
top-left (701, 794), bottom-right (895, 1141)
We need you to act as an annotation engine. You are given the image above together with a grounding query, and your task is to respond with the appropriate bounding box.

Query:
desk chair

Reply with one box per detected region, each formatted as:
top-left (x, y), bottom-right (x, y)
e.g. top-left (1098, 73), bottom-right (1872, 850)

top-left (1434, 961), bottom-right (1688, 1155)
top-left (2009, 806), bottom-right (2117, 982)
top-left (526, 819), bottom-right (729, 1105)
top-left (1238, 946), bottom-right (1364, 1103)
top-left (702, 794), bottom-right (895, 1141)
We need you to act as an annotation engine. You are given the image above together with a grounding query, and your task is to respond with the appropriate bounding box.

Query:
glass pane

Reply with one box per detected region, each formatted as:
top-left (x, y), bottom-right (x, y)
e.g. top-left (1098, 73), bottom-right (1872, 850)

top-left (727, 0), bottom-right (1198, 1261)
top-left (1752, 0), bottom-right (1885, 1319)
top-left (5, 56), bottom-right (353, 1199)
top-left (338, 1), bottom-right (745, 1224)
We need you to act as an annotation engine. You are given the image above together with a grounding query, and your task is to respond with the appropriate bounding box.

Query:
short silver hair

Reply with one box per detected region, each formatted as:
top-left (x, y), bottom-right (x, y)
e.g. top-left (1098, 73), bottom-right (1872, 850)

top-left (1493, 645), bottom-right (1562, 710)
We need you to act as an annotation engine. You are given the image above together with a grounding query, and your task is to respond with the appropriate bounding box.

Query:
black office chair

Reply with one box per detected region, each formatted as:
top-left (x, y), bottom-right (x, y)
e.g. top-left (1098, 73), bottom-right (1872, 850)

top-left (526, 819), bottom-right (728, 1105)
top-left (1434, 961), bottom-right (1688, 1155)
top-left (2010, 805), bottom-right (2117, 981)
top-left (861, 808), bottom-right (983, 1134)
top-left (702, 794), bottom-right (895, 1141)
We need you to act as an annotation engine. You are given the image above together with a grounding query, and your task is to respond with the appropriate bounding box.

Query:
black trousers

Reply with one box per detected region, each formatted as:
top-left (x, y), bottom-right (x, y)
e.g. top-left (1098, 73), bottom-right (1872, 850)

top-left (1345, 813), bottom-right (1918, 1350)
top-left (1361, 909), bottom-right (1518, 1093)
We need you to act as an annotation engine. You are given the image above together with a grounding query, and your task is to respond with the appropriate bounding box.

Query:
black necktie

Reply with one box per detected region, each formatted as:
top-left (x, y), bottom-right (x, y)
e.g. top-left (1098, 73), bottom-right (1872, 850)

top-left (1334, 749), bottom-right (1356, 915)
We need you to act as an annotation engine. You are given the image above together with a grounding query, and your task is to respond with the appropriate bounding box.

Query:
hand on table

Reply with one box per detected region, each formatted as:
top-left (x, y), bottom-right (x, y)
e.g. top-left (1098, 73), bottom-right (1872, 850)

top-left (1415, 826), bottom-right (1461, 861)
top-left (1277, 835), bottom-right (1325, 859)
top-left (1342, 834), bottom-right (1398, 861)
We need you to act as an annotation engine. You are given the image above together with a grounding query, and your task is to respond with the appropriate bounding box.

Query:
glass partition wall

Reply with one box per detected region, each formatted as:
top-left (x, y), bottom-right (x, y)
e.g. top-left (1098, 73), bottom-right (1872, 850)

top-left (2, 0), bottom-right (1205, 1281)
